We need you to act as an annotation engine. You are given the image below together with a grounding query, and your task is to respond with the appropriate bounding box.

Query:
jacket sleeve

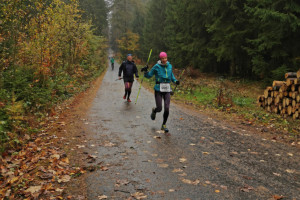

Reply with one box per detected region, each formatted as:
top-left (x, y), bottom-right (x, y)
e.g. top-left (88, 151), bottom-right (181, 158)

top-left (134, 64), bottom-right (139, 78)
top-left (144, 65), bottom-right (156, 78)
top-left (118, 63), bottom-right (124, 77)
top-left (171, 71), bottom-right (177, 83)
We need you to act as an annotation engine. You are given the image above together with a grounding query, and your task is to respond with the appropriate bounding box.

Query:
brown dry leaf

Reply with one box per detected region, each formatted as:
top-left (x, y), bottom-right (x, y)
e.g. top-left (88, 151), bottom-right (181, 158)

top-left (115, 179), bottom-right (130, 187)
top-left (100, 166), bottom-right (109, 171)
top-left (240, 185), bottom-right (254, 192)
top-left (220, 185), bottom-right (228, 190)
top-left (104, 142), bottom-right (115, 147)
top-left (273, 173), bottom-right (281, 177)
top-left (273, 195), bottom-right (284, 200)
top-left (153, 136), bottom-right (161, 139)
top-left (131, 192), bottom-right (147, 199)
top-left (214, 141), bottom-right (224, 145)
top-left (88, 155), bottom-right (97, 159)
top-left (169, 189), bottom-right (175, 192)
top-left (215, 190), bottom-right (220, 193)
top-left (58, 175), bottom-right (71, 183)
top-left (286, 169), bottom-right (295, 174)
top-left (181, 179), bottom-right (200, 185)
top-left (50, 154), bottom-right (60, 159)
top-left (158, 163), bottom-right (169, 168)
top-left (179, 158), bottom-right (187, 163)
top-left (202, 152), bottom-right (210, 155)
top-left (25, 185), bottom-right (42, 194)
top-left (98, 195), bottom-right (108, 199)
top-left (178, 173), bottom-right (187, 177)
top-left (172, 168), bottom-right (183, 173)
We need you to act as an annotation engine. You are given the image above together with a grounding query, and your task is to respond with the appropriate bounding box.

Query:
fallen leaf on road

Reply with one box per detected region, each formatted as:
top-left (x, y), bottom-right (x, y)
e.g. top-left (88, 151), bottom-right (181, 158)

top-left (202, 152), bottom-right (210, 155)
top-left (100, 166), bottom-right (109, 171)
top-left (286, 169), bottom-right (295, 174)
top-left (220, 185), bottom-right (228, 190)
top-left (172, 168), bottom-right (183, 173)
top-left (287, 153), bottom-right (293, 157)
top-left (158, 164), bottom-right (169, 168)
top-left (273, 173), bottom-right (281, 177)
top-left (98, 195), bottom-right (108, 199)
top-left (104, 142), bottom-right (115, 147)
top-left (215, 190), bottom-right (220, 193)
top-left (242, 176), bottom-right (253, 180)
top-left (205, 181), bottom-right (211, 184)
top-left (88, 155), bottom-right (97, 159)
top-left (179, 158), bottom-right (187, 163)
top-left (169, 189), bottom-right (175, 192)
top-left (153, 136), bottom-right (161, 139)
top-left (76, 145), bottom-right (85, 149)
top-left (156, 130), bottom-right (164, 134)
top-left (214, 142), bottom-right (224, 145)
top-left (181, 179), bottom-right (200, 185)
top-left (178, 173), bottom-right (187, 177)
top-left (115, 179), bottom-right (130, 187)
top-left (240, 185), bottom-right (254, 192)
top-left (131, 192), bottom-right (147, 199)
top-left (189, 143), bottom-right (196, 146)
top-left (273, 195), bottom-right (284, 200)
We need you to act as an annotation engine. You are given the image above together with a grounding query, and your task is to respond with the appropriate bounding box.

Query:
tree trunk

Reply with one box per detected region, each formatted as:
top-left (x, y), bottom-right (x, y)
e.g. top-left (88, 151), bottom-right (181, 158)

top-left (286, 78), bottom-right (297, 86)
top-left (285, 72), bottom-right (297, 79)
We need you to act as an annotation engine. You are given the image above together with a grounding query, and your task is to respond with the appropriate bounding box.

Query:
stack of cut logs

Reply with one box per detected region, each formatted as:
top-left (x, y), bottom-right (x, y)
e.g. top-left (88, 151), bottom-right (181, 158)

top-left (258, 70), bottom-right (300, 120)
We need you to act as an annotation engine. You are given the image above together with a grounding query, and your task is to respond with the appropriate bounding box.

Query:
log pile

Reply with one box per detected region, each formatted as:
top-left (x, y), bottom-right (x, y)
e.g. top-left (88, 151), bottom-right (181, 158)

top-left (258, 70), bottom-right (300, 120)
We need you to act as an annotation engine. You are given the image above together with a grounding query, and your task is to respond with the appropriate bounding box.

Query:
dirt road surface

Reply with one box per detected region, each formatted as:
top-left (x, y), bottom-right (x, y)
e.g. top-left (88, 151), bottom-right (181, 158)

top-left (71, 64), bottom-right (299, 200)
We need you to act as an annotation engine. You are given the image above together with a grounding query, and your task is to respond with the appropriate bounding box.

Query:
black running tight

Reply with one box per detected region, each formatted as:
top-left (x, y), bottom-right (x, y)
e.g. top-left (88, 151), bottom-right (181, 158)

top-left (124, 82), bottom-right (133, 98)
top-left (154, 91), bottom-right (171, 125)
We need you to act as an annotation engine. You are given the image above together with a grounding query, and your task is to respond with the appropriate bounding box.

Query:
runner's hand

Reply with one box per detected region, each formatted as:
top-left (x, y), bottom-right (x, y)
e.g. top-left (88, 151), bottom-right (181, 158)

top-left (141, 65), bottom-right (148, 72)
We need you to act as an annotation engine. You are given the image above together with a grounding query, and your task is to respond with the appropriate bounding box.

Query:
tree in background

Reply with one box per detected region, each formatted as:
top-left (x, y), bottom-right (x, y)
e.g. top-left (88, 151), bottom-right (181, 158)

top-left (244, 0), bottom-right (300, 80)
top-left (79, 0), bottom-right (108, 36)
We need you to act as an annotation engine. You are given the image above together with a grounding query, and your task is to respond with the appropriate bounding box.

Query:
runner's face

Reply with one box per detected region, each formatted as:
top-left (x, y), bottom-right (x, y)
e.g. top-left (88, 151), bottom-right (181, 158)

top-left (161, 57), bottom-right (167, 64)
top-left (127, 56), bottom-right (133, 61)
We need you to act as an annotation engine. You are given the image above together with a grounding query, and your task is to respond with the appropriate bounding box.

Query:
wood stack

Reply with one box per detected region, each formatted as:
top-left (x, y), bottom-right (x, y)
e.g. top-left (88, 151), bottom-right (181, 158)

top-left (258, 70), bottom-right (300, 120)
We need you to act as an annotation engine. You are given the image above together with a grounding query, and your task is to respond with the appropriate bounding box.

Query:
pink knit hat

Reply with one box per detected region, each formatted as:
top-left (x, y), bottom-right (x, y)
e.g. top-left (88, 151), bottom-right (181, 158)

top-left (159, 52), bottom-right (167, 58)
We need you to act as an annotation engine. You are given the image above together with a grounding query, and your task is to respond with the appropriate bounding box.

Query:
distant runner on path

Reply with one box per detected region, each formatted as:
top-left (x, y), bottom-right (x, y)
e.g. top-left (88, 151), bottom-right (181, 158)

top-left (142, 52), bottom-right (179, 133)
top-left (118, 54), bottom-right (139, 102)
top-left (110, 57), bottom-right (115, 70)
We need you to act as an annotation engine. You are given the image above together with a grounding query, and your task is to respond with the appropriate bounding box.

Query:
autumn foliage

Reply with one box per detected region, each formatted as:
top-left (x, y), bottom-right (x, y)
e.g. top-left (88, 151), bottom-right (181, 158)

top-left (0, 0), bottom-right (107, 151)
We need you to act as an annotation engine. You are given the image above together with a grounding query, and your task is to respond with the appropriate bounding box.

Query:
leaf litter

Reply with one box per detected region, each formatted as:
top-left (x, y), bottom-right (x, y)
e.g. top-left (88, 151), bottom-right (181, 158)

top-left (0, 135), bottom-right (86, 199)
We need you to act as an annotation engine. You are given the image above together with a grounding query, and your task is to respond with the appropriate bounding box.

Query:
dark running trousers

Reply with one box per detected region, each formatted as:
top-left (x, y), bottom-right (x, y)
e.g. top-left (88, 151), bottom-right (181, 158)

top-left (154, 91), bottom-right (171, 125)
top-left (124, 82), bottom-right (133, 99)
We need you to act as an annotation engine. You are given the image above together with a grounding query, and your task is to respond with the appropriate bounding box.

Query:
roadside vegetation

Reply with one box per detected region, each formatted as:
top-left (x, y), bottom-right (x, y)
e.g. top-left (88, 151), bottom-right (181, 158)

top-left (0, 0), bottom-right (108, 151)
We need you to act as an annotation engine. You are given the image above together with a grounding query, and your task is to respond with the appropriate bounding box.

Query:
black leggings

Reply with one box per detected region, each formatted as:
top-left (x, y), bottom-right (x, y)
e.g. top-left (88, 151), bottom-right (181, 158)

top-left (154, 91), bottom-right (171, 125)
top-left (124, 82), bottom-right (133, 99)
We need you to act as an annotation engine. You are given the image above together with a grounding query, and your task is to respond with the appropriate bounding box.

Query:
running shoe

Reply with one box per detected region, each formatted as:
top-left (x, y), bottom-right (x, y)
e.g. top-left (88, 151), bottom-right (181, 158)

top-left (161, 124), bottom-right (169, 133)
top-left (127, 98), bottom-right (132, 102)
top-left (151, 107), bottom-right (156, 120)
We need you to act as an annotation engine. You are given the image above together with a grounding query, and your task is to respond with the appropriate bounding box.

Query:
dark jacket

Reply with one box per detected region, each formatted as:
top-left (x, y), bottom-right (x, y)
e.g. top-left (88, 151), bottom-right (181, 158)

top-left (118, 60), bottom-right (139, 82)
